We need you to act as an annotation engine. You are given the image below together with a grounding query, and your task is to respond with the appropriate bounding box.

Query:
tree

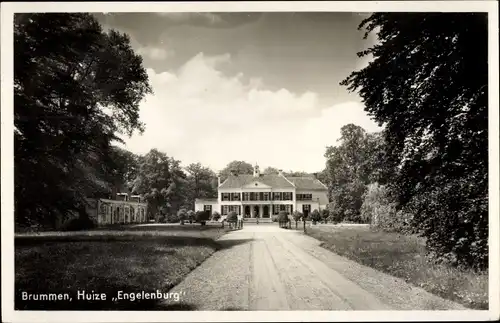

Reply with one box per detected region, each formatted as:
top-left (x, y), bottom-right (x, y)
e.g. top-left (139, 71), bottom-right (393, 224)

top-left (324, 124), bottom-right (382, 222)
top-left (341, 13), bottom-right (488, 270)
top-left (292, 211), bottom-right (302, 229)
top-left (132, 149), bottom-right (187, 222)
top-left (263, 167), bottom-right (279, 174)
top-left (185, 163), bottom-right (217, 208)
top-left (177, 208), bottom-right (187, 225)
top-left (14, 13), bottom-right (152, 228)
top-left (284, 171), bottom-right (310, 177)
top-left (219, 161), bottom-right (254, 181)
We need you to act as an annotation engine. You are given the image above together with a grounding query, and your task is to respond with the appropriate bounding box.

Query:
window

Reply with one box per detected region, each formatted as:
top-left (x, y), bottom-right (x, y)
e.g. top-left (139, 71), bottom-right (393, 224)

top-left (222, 205), bottom-right (229, 215)
top-left (285, 205), bottom-right (293, 214)
top-left (297, 194), bottom-right (312, 201)
top-left (272, 205), bottom-right (280, 215)
top-left (282, 192), bottom-right (293, 201)
top-left (263, 192), bottom-right (269, 201)
top-left (229, 205), bottom-right (241, 214)
top-left (273, 192), bottom-right (281, 201)
top-left (231, 193), bottom-right (241, 201)
top-left (243, 192), bottom-right (249, 201)
top-left (222, 193), bottom-right (230, 201)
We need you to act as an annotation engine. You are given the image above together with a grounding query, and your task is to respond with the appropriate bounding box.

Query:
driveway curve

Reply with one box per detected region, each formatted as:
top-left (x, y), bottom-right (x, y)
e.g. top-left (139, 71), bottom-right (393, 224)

top-left (165, 224), bottom-right (466, 311)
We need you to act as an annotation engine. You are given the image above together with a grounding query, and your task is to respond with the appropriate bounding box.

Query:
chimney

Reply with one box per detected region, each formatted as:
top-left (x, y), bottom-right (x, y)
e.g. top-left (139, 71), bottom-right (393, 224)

top-left (278, 169), bottom-right (283, 176)
top-left (217, 176), bottom-right (221, 186)
top-left (313, 172), bottom-right (318, 179)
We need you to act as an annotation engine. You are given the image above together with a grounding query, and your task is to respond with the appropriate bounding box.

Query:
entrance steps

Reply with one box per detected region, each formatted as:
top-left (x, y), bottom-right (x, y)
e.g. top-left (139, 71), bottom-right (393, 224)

top-left (244, 218), bottom-right (272, 223)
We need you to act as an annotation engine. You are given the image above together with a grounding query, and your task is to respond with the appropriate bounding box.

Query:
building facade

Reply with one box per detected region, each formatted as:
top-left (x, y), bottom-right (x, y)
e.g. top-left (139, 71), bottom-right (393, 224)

top-left (85, 194), bottom-right (148, 225)
top-left (195, 165), bottom-right (328, 221)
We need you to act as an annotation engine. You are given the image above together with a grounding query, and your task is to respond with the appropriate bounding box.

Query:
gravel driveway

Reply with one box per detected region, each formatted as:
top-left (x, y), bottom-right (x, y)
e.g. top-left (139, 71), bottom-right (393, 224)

top-left (165, 224), bottom-right (466, 310)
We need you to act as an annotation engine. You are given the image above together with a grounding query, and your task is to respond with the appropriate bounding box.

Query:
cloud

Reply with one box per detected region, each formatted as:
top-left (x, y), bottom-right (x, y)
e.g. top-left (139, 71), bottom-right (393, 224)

top-left (136, 45), bottom-right (175, 60)
top-left (155, 12), bottom-right (223, 25)
top-left (121, 53), bottom-right (381, 172)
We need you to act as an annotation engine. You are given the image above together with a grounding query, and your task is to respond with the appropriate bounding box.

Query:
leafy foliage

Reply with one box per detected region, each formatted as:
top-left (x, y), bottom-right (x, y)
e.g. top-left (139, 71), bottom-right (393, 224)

top-left (278, 211), bottom-right (289, 223)
top-left (219, 160), bottom-right (254, 181)
top-left (185, 163), bottom-right (218, 208)
top-left (324, 124), bottom-right (389, 223)
top-left (341, 13), bottom-right (488, 270)
top-left (321, 209), bottom-right (330, 222)
top-left (361, 183), bottom-right (412, 232)
top-left (14, 13), bottom-right (151, 227)
top-left (131, 149), bottom-right (187, 221)
top-left (177, 208), bottom-right (187, 222)
top-left (195, 210), bottom-right (210, 224)
top-left (292, 211), bottom-right (302, 222)
top-left (211, 211), bottom-right (221, 222)
top-left (310, 209), bottom-right (321, 223)
top-left (226, 211), bottom-right (238, 223)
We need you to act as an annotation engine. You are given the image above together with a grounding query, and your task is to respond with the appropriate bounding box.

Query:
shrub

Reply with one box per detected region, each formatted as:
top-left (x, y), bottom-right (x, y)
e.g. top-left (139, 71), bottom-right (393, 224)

top-left (61, 215), bottom-right (96, 231)
top-left (212, 211), bottom-right (221, 222)
top-left (405, 177), bottom-right (488, 270)
top-left (311, 209), bottom-right (321, 224)
top-left (177, 208), bottom-right (187, 220)
top-left (226, 211), bottom-right (238, 223)
top-left (176, 209), bottom-right (187, 224)
top-left (326, 201), bottom-right (343, 223)
top-left (186, 210), bottom-right (195, 224)
top-left (292, 211), bottom-right (303, 229)
top-left (361, 183), bottom-right (409, 232)
top-left (166, 213), bottom-right (179, 223)
top-left (321, 209), bottom-right (329, 223)
top-left (195, 210), bottom-right (210, 225)
top-left (277, 211), bottom-right (289, 228)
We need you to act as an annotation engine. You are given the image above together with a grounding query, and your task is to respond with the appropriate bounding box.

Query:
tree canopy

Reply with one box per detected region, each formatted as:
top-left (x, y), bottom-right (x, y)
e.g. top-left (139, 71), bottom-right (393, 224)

top-left (341, 13), bottom-right (488, 269)
top-left (219, 160), bottom-right (254, 181)
top-left (14, 13), bottom-right (151, 227)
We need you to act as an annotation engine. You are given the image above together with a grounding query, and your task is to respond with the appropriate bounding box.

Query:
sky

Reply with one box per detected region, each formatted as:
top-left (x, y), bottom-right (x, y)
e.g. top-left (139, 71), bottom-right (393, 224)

top-left (93, 12), bottom-right (382, 173)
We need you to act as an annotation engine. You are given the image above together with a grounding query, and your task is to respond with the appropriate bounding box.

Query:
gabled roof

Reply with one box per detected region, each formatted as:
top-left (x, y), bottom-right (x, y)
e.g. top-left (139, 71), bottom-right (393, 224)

top-left (219, 174), bottom-right (295, 189)
top-left (219, 174), bottom-right (327, 191)
top-left (288, 177), bottom-right (328, 191)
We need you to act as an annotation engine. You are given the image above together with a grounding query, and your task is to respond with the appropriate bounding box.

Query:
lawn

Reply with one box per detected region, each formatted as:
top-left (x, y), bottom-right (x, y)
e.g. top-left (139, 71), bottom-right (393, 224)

top-left (306, 225), bottom-right (488, 310)
top-left (15, 224), bottom-right (233, 310)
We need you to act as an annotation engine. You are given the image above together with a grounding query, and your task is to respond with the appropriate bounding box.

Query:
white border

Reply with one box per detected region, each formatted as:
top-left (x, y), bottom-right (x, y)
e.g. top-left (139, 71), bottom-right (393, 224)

top-left (1, 1), bottom-right (499, 322)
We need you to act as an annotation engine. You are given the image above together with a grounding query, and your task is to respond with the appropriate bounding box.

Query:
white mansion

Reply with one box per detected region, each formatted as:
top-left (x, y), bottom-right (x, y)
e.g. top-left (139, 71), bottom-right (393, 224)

top-left (195, 165), bottom-right (328, 221)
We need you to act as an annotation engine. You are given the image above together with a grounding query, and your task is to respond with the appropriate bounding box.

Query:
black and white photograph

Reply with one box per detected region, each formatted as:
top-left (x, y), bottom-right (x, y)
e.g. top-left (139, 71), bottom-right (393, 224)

top-left (1, 1), bottom-right (499, 322)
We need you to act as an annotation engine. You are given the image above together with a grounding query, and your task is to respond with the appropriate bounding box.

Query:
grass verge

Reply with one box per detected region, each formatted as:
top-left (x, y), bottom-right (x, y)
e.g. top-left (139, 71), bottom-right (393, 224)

top-left (306, 225), bottom-right (488, 310)
top-left (15, 224), bottom-right (234, 310)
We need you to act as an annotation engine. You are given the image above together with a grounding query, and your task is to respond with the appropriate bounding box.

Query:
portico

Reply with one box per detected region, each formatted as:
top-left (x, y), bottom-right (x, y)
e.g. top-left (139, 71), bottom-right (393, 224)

top-left (243, 204), bottom-right (271, 218)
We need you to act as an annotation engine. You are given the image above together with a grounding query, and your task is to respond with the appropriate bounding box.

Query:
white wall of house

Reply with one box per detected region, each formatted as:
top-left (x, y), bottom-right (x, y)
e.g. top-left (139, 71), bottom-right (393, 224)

top-left (194, 200), bottom-right (218, 213)
top-left (296, 201), bottom-right (321, 213)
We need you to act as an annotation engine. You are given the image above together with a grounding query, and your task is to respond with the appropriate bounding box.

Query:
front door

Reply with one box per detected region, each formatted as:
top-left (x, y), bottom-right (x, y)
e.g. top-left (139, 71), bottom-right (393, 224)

top-left (244, 205), bottom-right (251, 218)
top-left (302, 204), bottom-right (311, 219)
top-left (253, 205), bottom-right (260, 218)
top-left (263, 205), bottom-right (270, 218)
